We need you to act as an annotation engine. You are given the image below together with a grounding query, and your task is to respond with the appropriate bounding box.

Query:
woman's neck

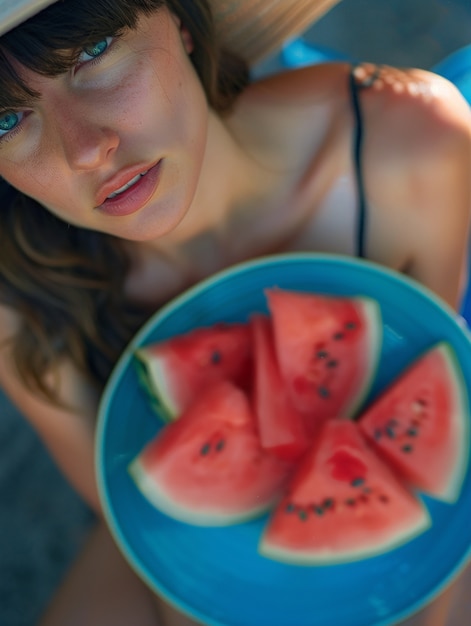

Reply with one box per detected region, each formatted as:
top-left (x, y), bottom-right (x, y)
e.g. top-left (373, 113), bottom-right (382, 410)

top-left (136, 110), bottom-right (283, 273)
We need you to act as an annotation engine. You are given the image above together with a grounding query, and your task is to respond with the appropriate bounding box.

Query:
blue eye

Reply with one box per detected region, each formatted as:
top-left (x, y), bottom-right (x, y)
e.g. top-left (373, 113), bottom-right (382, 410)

top-left (78, 37), bottom-right (113, 64)
top-left (0, 111), bottom-right (22, 136)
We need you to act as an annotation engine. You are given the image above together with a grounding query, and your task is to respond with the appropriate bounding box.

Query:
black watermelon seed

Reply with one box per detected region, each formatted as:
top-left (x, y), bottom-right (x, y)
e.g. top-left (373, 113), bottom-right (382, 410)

top-left (285, 503), bottom-right (296, 514)
top-left (323, 498), bottom-right (334, 510)
top-left (351, 477), bottom-right (365, 487)
top-left (215, 439), bottom-right (225, 452)
top-left (211, 351), bottom-right (222, 364)
top-left (345, 321), bottom-right (357, 330)
top-left (318, 387), bottom-right (330, 398)
top-left (385, 427), bottom-right (396, 439)
top-left (402, 444), bottom-right (413, 453)
top-left (316, 350), bottom-right (329, 359)
top-left (406, 428), bottom-right (418, 437)
top-left (200, 443), bottom-right (211, 456)
top-left (327, 360), bottom-right (339, 369)
top-left (298, 510), bottom-right (308, 521)
top-left (333, 332), bottom-right (345, 340)
top-left (314, 506), bottom-right (324, 516)
top-left (345, 498), bottom-right (356, 507)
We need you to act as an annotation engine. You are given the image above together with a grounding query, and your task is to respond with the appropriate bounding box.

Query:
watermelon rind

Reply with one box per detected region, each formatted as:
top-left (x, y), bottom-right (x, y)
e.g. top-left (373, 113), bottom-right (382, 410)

top-left (133, 353), bottom-right (174, 422)
top-left (259, 505), bottom-right (431, 565)
top-left (134, 348), bottom-right (177, 421)
top-left (266, 289), bottom-right (383, 423)
top-left (129, 456), bottom-right (278, 527)
top-left (439, 342), bottom-right (471, 503)
top-left (344, 296), bottom-right (383, 419)
top-left (128, 380), bottom-right (292, 527)
top-left (258, 420), bottom-right (432, 566)
top-left (359, 342), bottom-right (470, 504)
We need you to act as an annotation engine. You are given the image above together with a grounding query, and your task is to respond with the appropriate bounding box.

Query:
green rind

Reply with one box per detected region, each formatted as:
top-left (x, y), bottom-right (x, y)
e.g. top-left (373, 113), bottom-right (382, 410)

top-left (128, 457), bottom-right (274, 527)
top-left (133, 349), bottom-right (176, 421)
top-left (258, 503), bottom-right (431, 566)
top-left (359, 341), bottom-right (470, 504)
top-left (345, 296), bottom-right (383, 419)
top-left (432, 342), bottom-right (470, 503)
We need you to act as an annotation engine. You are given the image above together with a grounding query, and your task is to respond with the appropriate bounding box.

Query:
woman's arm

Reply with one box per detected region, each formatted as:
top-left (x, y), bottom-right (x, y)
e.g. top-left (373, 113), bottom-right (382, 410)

top-left (0, 304), bottom-right (102, 513)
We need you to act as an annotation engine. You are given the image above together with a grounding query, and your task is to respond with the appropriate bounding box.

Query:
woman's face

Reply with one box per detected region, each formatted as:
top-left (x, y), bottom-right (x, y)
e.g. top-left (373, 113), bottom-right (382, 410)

top-left (0, 7), bottom-right (210, 241)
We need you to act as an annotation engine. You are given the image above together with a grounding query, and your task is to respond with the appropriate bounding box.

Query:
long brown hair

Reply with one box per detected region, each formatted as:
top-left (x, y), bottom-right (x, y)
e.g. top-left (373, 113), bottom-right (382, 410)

top-left (0, 0), bottom-right (249, 403)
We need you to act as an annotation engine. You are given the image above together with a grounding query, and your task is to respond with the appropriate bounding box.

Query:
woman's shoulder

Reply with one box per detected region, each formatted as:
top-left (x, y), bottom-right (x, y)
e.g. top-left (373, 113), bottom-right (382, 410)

top-left (358, 65), bottom-right (471, 308)
top-left (355, 64), bottom-right (471, 166)
top-left (243, 60), bottom-right (471, 142)
top-left (230, 63), bottom-right (353, 170)
top-left (235, 61), bottom-right (471, 173)
top-left (355, 64), bottom-right (471, 222)
top-left (242, 61), bottom-right (352, 112)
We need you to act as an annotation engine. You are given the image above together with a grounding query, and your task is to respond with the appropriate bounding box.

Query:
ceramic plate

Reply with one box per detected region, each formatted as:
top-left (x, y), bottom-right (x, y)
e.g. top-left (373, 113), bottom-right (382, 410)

top-left (96, 254), bottom-right (471, 626)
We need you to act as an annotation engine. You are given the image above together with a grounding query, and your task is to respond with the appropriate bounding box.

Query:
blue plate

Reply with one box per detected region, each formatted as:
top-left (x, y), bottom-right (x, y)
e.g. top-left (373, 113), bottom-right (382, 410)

top-left (96, 254), bottom-right (471, 626)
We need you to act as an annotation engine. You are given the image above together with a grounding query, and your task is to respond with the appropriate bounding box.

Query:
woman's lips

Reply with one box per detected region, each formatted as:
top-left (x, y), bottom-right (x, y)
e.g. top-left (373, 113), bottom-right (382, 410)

top-left (96, 160), bottom-right (162, 217)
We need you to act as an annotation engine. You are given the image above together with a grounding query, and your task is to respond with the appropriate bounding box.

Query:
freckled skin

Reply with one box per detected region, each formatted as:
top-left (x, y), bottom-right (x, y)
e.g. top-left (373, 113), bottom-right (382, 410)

top-left (0, 10), bottom-right (209, 242)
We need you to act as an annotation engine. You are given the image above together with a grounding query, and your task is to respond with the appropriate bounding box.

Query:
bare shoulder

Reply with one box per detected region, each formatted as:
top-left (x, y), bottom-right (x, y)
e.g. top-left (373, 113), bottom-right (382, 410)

top-left (357, 64), bottom-right (471, 163)
top-left (358, 64), bottom-right (471, 308)
top-left (247, 61), bottom-right (350, 100)
top-left (241, 61), bottom-right (471, 150)
top-left (232, 62), bottom-right (353, 165)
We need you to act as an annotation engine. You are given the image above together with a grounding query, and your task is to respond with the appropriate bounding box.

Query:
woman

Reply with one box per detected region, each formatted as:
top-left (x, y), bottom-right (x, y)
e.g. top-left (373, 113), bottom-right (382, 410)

top-left (0, 0), bottom-right (470, 624)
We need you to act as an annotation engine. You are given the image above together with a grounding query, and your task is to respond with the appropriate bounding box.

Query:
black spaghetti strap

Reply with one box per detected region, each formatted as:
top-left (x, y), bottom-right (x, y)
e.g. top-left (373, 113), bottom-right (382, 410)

top-left (349, 65), bottom-right (370, 259)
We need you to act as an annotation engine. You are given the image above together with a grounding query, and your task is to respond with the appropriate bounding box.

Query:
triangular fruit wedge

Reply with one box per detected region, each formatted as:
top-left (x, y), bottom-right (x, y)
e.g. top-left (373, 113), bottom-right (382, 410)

top-left (134, 323), bottom-right (252, 420)
top-left (358, 342), bottom-right (469, 503)
top-left (266, 289), bottom-right (382, 434)
top-left (251, 314), bottom-right (310, 461)
top-left (259, 420), bottom-right (430, 565)
top-left (129, 381), bottom-right (292, 526)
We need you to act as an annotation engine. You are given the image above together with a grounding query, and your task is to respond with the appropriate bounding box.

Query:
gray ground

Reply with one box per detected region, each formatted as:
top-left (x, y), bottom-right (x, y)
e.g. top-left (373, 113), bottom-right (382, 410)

top-left (2, 0), bottom-right (471, 624)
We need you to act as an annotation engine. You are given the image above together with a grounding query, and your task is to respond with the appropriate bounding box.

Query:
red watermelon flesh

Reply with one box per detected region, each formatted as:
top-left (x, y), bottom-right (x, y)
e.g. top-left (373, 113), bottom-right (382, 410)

top-left (266, 289), bottom-right (381, 434)
top-left (358, 342), bottom-right (469, 503)
top-left (129, 381), bottom-right (292, 526)
top-left (134, 323), bottom-right (252, 420)
top-left (252, 314), bottom-right (309, 461)
top-left (259, 420), bottom-right (430, 564)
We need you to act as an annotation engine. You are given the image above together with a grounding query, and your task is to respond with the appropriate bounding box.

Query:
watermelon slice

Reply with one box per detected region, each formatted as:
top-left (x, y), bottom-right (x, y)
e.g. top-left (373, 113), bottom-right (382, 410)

top-left (358, 342), bottom-right (470, 503)
top-left (129, 381), bottom-right (292, 526)
top-left (251, 314), bottom-right (309, 461)
top-left (134, 323), bottom-right (252, 420)
top-left (259, 420), bottom-right (430, 565)
top-left (266, 289), bottom-right (382, 433)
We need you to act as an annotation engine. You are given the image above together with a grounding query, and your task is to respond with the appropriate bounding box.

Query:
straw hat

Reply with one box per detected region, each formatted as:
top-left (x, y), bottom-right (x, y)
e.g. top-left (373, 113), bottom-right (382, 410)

top-left (0, 0), bottom-right (340, 63)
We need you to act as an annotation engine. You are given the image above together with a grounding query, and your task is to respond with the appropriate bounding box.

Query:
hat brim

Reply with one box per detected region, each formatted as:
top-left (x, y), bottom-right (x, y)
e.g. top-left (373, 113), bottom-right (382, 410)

top-left (0, 0), bottom-right (341, 64)
top-left (212, 0), bottom-right (341, 63)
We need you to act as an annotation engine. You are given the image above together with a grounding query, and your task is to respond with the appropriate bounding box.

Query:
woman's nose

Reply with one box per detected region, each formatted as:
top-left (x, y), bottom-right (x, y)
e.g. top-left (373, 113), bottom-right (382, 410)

top-left (65, 125), bottom-right (120, 171)
top-left (51, 102), bottom-right (120, 171)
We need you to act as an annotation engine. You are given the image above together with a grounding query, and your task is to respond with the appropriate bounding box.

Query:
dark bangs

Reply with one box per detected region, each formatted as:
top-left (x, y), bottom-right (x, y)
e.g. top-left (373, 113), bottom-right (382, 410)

top-left (0, 0), bottom-right (164, 108)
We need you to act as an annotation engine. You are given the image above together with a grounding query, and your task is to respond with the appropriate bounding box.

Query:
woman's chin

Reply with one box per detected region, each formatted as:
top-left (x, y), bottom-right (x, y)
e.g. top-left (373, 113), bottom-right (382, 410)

top-left (104, 200), bottom-right (192, 243)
